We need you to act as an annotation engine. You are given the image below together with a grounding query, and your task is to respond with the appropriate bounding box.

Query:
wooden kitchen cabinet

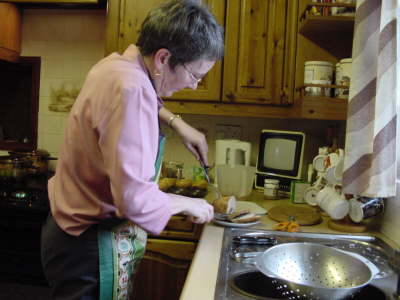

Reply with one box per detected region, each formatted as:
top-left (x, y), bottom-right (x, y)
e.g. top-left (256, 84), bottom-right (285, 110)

top-left (105, 0), bottom-right (224, 101)
top-left (131, 215), bottom-right (203, 300)
top-left (2, 0), bottom-right (106, 7)
top-left (223, 0), bottom-right (297, 106)
top-left (0, 3), bottom-right (21, 63)
top-left (105, 0), bottom-right (300, 117)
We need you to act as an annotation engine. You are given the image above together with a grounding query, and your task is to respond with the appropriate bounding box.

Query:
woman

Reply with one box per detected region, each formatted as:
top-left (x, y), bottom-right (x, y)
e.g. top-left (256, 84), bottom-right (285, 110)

top-left (41, 0), bottom-right (224, 299)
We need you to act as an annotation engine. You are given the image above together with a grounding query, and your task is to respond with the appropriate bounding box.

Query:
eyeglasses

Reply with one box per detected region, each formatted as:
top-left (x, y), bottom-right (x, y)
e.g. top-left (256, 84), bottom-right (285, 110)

top-left (182, 64), bottom-right (202, 83)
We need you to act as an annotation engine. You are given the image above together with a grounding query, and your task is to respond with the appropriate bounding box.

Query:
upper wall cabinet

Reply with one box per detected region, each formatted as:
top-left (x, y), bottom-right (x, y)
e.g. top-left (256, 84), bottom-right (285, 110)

top-left (105, 0), bottom-right (224, 102)
top-left (2, 0), bottom-right (106, 7)
top-left (223, 0), bottom-right (296, 106)
top-left (0, 3), bottom-right (21, 63)
top-left (105, 0), bottom-right (299, 117)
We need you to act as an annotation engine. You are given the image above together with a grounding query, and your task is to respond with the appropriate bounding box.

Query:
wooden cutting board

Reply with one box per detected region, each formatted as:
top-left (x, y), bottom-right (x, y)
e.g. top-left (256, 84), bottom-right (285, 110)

top-left (328, 217), bottom-right (368, 233)
top-left (268, 204), bottom-right (322, 225)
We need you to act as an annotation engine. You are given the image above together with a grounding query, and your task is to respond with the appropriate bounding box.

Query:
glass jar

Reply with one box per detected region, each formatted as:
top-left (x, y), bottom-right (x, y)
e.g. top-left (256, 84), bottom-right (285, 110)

top-left (264, 179), bottom-right (279, 200)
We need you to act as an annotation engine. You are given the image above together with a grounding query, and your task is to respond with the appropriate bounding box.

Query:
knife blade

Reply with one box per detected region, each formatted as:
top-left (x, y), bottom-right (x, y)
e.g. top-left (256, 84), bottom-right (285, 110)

top-left (199, 159), bottom-right (211, 184)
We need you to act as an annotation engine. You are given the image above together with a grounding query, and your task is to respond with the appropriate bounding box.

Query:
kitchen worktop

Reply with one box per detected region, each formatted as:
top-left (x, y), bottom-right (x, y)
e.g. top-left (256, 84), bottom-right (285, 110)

top-left (179, 190), bottom-right (400, 300)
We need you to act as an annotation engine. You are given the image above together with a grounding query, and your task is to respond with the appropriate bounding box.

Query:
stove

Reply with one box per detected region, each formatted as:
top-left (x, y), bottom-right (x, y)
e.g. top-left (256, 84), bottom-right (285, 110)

top-left (0, 176), bottom-right (50, 285)
top-left (214, 228), bottom-right (400, 300)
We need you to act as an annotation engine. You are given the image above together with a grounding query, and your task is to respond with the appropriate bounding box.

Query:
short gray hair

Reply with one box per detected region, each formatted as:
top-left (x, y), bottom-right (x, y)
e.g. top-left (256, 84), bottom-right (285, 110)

top-left (137, 0), bottom-right (224, 69)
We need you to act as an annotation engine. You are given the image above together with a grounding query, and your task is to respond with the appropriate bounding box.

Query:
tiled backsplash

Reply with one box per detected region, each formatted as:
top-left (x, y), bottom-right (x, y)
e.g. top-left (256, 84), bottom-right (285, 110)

top-left (21, 8), bottom-right (106, 156)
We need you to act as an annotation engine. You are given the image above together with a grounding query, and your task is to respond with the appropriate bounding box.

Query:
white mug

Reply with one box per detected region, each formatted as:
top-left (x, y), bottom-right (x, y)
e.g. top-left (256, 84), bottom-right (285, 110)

top-left (316, 185), bottom-right (349, 219)
top-left (325, 165), bottom-right (342, 185)
top-left (304, 185), bottom-right (323, 206)
top-left (313, 154), bottom-right (328, 172)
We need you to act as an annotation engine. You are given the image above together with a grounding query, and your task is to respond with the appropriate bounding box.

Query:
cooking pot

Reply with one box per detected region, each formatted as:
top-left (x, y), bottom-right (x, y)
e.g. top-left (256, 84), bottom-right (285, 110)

top-left (8, 149), bottom-right (57, 174)
top-left (0, 155), bottom-right (32, 180)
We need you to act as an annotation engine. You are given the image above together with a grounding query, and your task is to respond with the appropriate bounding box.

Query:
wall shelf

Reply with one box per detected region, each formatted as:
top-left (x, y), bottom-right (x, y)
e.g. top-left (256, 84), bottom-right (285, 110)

top-left (299, 3), bottom-right (355, 58)
top-left (299, 96), bottom-right (347, 120)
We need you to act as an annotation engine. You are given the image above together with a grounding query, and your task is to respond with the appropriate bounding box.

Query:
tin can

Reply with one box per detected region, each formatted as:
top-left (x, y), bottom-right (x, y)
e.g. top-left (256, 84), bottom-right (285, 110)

top-left (349, 197), bottom-right (384, 223)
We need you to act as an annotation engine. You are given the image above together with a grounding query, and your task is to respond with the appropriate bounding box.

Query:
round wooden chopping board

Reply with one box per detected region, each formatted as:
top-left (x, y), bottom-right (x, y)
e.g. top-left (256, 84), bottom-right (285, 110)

top-left (328, 217), bottom-right (368, 233)
top-left (268, 204), bottom-right (321, 225)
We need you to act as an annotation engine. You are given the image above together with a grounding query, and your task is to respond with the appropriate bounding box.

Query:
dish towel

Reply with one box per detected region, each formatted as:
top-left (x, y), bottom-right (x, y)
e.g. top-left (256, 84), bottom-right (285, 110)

top-left (343, 0), bottom-right (397, 198)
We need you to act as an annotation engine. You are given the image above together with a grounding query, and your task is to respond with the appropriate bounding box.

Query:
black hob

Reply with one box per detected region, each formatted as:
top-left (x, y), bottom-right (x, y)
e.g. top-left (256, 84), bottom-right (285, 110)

top-left (0, 176), bottom-right (50, 286)
top-left (0, 187), bottom-right (49, 211)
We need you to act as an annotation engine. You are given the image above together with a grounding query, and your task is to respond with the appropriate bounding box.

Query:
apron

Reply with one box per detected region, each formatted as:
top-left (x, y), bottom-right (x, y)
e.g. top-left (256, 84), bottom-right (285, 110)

top-left (97, 135), bottom-right (166, 300)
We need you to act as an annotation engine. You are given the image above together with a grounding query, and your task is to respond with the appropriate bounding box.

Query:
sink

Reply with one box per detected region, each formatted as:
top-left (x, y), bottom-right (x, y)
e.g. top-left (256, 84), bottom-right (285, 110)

top-left (214, 228), bottom-right (400, 300)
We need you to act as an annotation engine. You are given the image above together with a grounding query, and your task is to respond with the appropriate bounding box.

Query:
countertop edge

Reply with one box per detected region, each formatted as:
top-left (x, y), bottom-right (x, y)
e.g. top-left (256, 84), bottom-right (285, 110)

top-left (179, 225), bottom-right (224, 300)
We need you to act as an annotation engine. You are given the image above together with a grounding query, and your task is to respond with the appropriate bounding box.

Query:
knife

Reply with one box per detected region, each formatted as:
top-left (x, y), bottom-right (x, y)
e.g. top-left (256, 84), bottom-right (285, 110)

top-left (199, 159), bottom-right (211, 184)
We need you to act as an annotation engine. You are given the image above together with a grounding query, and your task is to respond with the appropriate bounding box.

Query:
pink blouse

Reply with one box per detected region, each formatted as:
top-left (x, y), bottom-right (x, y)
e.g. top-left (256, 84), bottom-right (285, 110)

top-left (48, 45), bottom-right (172, 236)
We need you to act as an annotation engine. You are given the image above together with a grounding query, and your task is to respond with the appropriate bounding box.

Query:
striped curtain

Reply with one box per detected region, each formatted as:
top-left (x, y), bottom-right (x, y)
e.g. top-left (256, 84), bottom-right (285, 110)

top-left (342, 0), bottom-right (398, 197)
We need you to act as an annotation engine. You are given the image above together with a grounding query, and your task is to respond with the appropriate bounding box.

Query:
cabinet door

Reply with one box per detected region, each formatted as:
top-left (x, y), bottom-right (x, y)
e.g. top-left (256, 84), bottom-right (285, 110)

top-left (223, 0), bottom-right (293, 105)
top-left (0, 3), bottom-right (21, 62)
top-left (132, 239), bottom-right (196, 300)
top-left (106, 0), bottom-right (224, 101)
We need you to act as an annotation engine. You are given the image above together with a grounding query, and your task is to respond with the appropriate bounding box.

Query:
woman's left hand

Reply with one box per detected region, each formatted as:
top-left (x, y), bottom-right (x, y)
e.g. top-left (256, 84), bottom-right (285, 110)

top-left (173, 118), bottom-right (208, 165)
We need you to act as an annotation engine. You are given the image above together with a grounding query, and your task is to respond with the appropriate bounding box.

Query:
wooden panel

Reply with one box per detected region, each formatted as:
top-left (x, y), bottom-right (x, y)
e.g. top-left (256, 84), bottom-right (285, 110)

top-left (165, 101), bottom-right (301, 119)
top-left (0, 3), bottom-right (21, 63)
top-left (155, 215), bottom-right (203, 241)
top-left (300, 96), bottom-right (347, 120)
top-left (145, 239), bottom-right (196, 261)
top-left (237, 0), bottom-right (268, 88)
top-left (113, 0), bottom-right (224, 101)
top-left (104, 0), bottom-right (120, 56)
top-left (4, 0), bottom-right (98, 3)
top-left (223, 0), bottom-right (288, 105)
top-left (132, 239), bottom-right (196, 300)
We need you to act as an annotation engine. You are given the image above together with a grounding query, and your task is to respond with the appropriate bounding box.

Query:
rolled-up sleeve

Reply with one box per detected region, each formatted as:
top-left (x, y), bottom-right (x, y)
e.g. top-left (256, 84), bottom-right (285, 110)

top-left (97, 84), bottom-right (171, 235)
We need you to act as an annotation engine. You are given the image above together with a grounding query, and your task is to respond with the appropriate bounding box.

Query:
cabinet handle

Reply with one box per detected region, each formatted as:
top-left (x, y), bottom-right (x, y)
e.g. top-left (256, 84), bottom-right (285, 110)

top-left (226, 92), bottom-right (235, 102)
top-left (280, 88), bottom-right (289, 104)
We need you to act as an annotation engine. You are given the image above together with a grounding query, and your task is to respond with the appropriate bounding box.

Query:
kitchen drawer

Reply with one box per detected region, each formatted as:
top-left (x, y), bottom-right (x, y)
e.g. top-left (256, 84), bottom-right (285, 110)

top-left (155, 215), bottom-right (203, 241)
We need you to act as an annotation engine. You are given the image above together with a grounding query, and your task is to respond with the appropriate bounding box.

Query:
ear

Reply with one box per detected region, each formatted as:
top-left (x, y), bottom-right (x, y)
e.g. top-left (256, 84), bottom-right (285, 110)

top-left (153, 48), bottom-right (171, 71)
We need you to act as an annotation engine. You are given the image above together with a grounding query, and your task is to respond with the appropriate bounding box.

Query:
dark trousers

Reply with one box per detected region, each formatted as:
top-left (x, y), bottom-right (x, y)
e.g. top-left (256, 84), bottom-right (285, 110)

top-left (41, 215), bottom-right (99, 300)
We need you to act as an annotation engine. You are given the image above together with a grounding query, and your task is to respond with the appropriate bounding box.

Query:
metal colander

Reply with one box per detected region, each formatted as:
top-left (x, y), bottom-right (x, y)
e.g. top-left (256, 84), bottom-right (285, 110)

top-left (255, 242), bottom-right (375, 300)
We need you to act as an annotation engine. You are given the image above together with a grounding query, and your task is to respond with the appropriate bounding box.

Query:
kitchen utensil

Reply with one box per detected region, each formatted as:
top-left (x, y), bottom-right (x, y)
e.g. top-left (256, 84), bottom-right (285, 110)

top-left (216, 165), bottom-right (256, 198)
top-left (268, 204), bottom-right (321, 225)
top-left (255, 242), bottom-right (376, 300)
top-left (199, 159), bottom-right (211, 184)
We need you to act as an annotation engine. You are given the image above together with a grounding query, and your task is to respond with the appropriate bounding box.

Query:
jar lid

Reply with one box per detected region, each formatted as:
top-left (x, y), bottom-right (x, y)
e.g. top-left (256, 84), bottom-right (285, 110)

top-left (305, 61), bottom-right (333, 66)
top-left (264, 178), bottom-right (279, 184)
top-left (340, 58), bottom-right (352, 64)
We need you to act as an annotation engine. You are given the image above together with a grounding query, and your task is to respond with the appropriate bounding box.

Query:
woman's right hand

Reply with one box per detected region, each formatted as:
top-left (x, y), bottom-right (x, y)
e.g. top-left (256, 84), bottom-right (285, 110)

top-left (169, 194), bottom-right (214, 223)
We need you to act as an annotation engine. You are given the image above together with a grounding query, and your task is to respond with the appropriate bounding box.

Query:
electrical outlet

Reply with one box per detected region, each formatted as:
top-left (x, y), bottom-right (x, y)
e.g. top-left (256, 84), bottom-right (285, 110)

top-left (216, 124), bottom-right (242, 139)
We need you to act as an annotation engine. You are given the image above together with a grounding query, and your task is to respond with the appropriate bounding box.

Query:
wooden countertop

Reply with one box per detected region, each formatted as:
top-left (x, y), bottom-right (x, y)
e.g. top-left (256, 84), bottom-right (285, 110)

top-left (179, 190), bottom-right (399, 300)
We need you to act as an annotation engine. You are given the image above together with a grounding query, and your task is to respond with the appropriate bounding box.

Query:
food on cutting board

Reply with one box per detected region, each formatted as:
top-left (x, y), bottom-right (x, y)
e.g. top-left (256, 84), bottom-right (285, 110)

top-left (175, 179), bottom-right (193, 188)
top-left (192, 179), bottom-right (208, 189)
top-left (212, 195), bottom-right (236, 214)
top-left (158, 178), bottom-right (176, 192)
